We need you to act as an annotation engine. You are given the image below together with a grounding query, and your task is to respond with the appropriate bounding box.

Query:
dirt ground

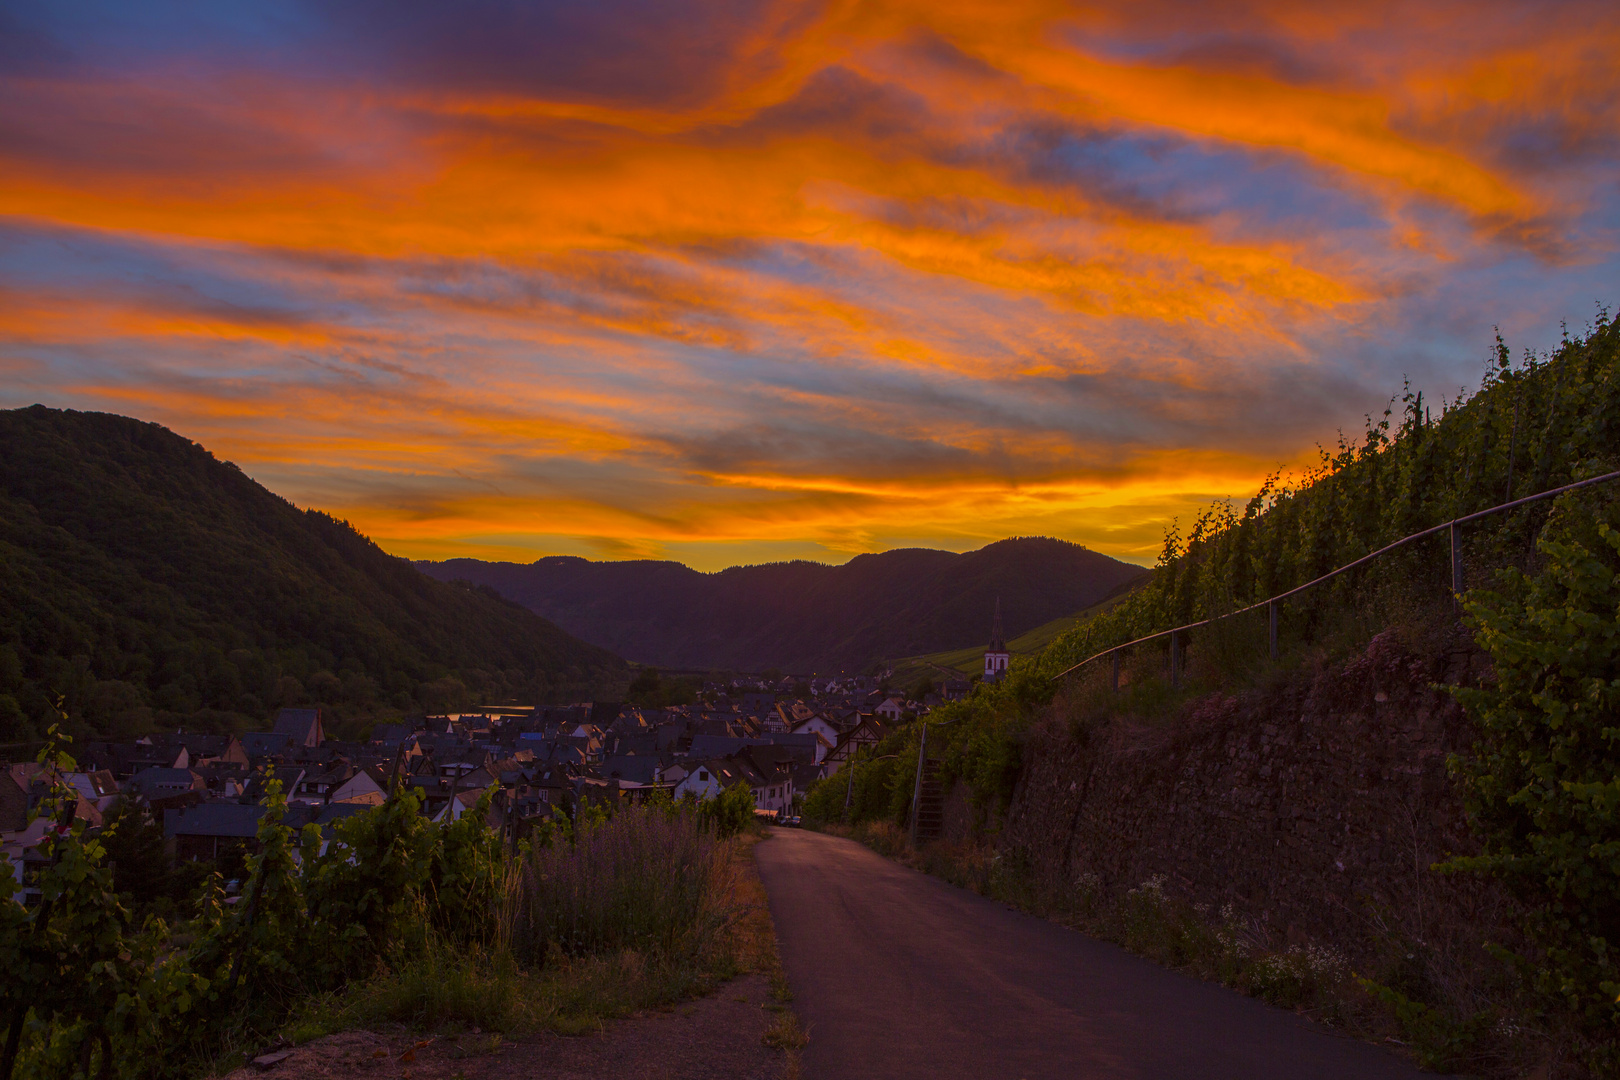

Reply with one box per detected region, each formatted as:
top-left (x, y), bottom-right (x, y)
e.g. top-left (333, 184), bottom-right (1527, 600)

top-left (225, 972), bottom-right (789, 1080)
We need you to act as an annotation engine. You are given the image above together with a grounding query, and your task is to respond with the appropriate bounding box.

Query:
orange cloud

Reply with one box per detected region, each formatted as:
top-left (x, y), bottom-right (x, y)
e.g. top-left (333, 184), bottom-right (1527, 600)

top-left (0, 0), bottom-right (1614, 573)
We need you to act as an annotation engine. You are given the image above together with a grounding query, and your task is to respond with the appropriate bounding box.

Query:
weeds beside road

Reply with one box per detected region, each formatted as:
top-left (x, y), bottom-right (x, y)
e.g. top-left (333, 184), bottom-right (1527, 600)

top-left (247, 828), bottom-right (802, 1080)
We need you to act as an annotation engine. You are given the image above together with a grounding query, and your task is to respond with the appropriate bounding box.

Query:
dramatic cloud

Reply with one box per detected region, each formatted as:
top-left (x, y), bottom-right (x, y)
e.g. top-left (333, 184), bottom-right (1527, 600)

top-left (2, 0), bottom-right (1616, 569)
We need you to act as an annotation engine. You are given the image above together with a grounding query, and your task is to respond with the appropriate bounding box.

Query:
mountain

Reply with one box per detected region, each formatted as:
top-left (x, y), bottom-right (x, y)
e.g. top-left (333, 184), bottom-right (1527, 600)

top-left (0, 406), bottom-right (625, 743)
top-left (419, 539), bottom-right (1148, 673)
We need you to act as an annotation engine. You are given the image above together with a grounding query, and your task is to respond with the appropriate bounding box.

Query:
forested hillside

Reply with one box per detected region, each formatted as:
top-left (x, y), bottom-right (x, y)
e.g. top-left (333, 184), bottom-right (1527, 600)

top-left (420, 538), bottom-right (1146, 672)
top-left (0, 406), bottom-right (626, 743)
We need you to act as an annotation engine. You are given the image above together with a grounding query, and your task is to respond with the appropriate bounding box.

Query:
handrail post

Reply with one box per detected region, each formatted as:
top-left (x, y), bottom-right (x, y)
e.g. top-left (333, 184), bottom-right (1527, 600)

top-left (1109, 649), bottom-right (1119, 692)
top-left (1169, 631), bottom-right (1180, 689)
top-left (908, 723), bottom-right (928, 847)
top-left (1450, 521), bottom-right (1463, 601)
top-left (1268, 601), bottom-right (1278, 662)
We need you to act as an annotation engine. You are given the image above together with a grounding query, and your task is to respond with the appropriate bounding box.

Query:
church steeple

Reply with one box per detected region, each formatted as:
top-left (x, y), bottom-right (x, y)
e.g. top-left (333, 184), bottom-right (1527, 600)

top-left (984, 597), bottom-right (1009, 682)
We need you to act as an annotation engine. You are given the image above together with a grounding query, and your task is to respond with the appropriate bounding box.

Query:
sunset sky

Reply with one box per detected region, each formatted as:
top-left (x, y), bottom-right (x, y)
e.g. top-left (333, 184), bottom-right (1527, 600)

top-left (2, 1), bottom-right (1616, 571)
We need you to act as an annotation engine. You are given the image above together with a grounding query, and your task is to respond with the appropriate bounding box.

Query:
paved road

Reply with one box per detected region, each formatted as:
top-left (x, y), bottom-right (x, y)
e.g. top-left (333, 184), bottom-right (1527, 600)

top-left (756, 828), bottom-right (1427, 1080)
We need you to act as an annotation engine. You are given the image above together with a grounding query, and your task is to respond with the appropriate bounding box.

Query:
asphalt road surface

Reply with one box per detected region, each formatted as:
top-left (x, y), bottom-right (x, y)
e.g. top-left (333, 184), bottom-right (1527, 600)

top-left (756, 828), bottom-right (1428, 1080)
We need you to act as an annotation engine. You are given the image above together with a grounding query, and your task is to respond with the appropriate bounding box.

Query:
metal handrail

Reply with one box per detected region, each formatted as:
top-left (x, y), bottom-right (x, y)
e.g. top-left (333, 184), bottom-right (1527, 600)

top-left (907, 715), bottom-right (962, 844)
top-left (1052, 467), bottom-right (1620, 683)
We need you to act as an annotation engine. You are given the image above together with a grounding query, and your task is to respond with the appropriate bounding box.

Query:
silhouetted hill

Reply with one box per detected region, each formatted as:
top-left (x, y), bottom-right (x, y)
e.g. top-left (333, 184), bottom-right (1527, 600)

top-left (0, 406), bottom-right (625, 742)
top-left (419, 538), bottom-right (1147, 673)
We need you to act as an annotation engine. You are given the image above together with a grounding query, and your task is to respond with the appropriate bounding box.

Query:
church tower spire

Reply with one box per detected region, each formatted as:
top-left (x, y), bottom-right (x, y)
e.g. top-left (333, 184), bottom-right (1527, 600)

top-left (984, 597), bottom-right (1009, 682)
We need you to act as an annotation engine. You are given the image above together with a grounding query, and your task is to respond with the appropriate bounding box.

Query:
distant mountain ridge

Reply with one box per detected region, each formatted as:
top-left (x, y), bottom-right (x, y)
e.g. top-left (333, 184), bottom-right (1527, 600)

top-left (0, 406), bottom-right (625, 742)
top-left (419, 539), bottom-right (1148, 673)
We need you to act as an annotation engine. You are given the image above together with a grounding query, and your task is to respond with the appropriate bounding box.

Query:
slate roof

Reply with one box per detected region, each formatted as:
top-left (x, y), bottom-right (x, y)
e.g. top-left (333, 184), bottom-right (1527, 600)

top-left (689, 734), bottom-right (772, 758)
top-left (127, 767), bottom-right (206, 798)
top-left (272, 708), bottom-right (323, 747)
top-left (241, 732), bottom-right (299, 758)
top-left (164, 802), bottom-right (268, 838)
top-left (600, 755), bottom-right (661, 785)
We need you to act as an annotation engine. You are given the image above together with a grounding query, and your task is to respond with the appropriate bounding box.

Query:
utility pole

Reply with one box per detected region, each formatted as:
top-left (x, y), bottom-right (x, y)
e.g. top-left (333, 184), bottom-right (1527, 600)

top-left (843, 750), bottom-right (858, 822)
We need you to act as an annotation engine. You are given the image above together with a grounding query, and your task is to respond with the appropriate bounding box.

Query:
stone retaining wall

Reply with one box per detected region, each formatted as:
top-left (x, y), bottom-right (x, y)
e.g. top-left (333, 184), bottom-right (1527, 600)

top-left (988, 631), bottom-right (1515, 981)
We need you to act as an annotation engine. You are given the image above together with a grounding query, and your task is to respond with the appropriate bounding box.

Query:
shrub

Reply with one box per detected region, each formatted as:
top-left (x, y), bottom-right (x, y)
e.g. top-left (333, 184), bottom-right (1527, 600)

top-left (0, 733), bottom-right (512, 1080)
top-left (1446, 484), bottom-right (1620, 1068)
top-left (1245, 943), bottom-right (1350, 1009)
top-left (699, 781), bottom-right (756, 839)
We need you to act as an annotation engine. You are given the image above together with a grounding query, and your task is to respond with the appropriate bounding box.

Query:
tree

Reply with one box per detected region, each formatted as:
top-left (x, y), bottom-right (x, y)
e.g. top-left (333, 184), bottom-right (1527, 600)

top-left (100, 799), bottom-right (172, 910)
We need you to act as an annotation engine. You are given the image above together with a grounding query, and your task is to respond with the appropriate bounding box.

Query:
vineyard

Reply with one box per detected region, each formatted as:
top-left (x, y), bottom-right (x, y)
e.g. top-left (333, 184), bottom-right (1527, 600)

top-left (804, 309), bottom-right (1620, 1070)
top-left (1, 732), bottom-right (758, 1080)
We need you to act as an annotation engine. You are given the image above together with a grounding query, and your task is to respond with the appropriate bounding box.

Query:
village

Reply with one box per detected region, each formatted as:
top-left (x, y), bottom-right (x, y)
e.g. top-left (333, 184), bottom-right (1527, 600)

top-left (1, 671), bottom-right (977, 897)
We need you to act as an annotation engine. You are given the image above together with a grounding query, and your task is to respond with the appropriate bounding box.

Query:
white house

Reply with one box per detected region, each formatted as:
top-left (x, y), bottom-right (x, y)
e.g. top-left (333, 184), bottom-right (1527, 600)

top-left (750, 769), bottom-right (793, 814)
top-left (672, 760), bottom-right (743, 801)
top-left (331, 769), bottom-right (386, 805)
top-left (789, 714), bottom-right (840, 747)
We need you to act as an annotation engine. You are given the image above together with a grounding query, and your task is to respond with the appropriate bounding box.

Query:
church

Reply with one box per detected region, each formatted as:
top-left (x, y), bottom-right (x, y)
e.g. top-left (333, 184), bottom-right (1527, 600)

top-left (983, 599), bottom-right (1009, 682)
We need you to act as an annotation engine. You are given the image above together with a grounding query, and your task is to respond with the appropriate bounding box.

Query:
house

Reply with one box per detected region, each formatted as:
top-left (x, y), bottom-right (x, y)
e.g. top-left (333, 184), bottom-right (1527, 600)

top-left (671, 759), bottom-right (746, 802)
top-left (347, 766), bottom-right (392, 797)
top-left (790, 762), bottom-right (825, 803)
top-left (3, 817), bottom-right (53, 904)
top-left (600, 755), bottom-right (662, 786)
top-left (874, 697), bottom-right (905, 722)
top-left (735, 753), bottom-right (794, 815)
top-left (64, 770), bottom-right (120, 813)
top-left (689, 734), bottom-right (772, 759)
top-left (126, 767), bottom-right (208, 803)
top-left (370, 722), bottom-right (419, 744)
top-left (80, 740), bottom-right (188, 779)
top-left (740, 693), bottom-right (775, 714)
top-left (240, 731), bottom-right (300, 759)
top-left (272, 707), bottom-right (325, 748)
top-left (292, 763), bottom-right (387, 805)
top-left (292, 763), bottom-right (354, 804)
top-left (434, 788), bottom-right (494, 825)
top-left (164, 802), bottom-right (270, 862)
top-left (824, 715), bottom-right (891, 775)
top-left (788, 714), bottom-right (840, 745)
top-left (0, 765), bottom-right (34, 833)
top-left (154, 733), bottom-right (250, 769)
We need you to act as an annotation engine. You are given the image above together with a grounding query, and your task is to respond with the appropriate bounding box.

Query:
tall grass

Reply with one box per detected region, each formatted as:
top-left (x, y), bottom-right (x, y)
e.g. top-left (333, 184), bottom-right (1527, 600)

top-left (290, 807), bottom-right (751, 1047)
top-left (510, 805), bottom-right (734, 963)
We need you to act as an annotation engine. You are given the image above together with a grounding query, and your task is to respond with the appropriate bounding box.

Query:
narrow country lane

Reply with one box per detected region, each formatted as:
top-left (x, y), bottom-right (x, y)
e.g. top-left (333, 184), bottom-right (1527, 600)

top-left (755, 828), bottom-right (1427, 1080)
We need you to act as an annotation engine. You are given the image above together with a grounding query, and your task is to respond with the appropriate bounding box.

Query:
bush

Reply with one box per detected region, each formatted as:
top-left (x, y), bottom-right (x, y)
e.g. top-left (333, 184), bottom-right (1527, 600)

top-left (699, 781), bottom-right (756, 839)
top-left (1447, 484), bottom-right (1620, 1068)
top-left (0, 733), bottom-right (510, 1080)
